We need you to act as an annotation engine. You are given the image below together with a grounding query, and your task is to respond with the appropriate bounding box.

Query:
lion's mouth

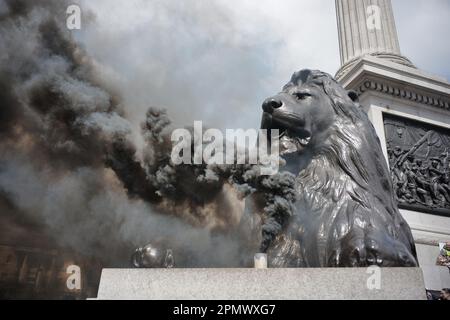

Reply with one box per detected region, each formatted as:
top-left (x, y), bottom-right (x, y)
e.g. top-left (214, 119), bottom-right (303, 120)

top-left (261, 112), bottom-right (312, 154)
top-left (278, 130), bottom-right (311, 146)
top-left (278, 129), bottom-right (311, 154)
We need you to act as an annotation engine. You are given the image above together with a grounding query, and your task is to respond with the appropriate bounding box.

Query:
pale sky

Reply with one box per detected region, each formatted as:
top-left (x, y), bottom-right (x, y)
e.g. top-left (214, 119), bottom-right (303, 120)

top-left (76, 0), bottom-right (450, 131)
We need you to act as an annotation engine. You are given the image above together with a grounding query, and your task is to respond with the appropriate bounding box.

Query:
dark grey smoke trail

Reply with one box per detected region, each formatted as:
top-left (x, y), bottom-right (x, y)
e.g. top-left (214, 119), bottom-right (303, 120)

top-left (0, 0), bottom-right (244, 266)
top-left (0, 0), bottom-right (295, 266)
top-left (0, 0), bottom-right (156, 263)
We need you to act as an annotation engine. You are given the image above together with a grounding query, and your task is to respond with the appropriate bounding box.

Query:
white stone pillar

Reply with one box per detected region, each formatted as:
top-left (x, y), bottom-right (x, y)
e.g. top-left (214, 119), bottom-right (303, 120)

top-left (335, 0), bottom-right (414, 78)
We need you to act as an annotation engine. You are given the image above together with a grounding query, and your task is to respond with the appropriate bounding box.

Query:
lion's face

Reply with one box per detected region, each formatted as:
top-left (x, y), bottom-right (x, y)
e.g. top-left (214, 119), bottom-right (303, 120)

top-left (261, 72), bottom-right (336, 155)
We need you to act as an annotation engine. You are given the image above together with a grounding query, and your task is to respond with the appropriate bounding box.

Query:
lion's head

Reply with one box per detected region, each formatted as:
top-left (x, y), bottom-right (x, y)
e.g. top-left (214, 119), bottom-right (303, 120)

top-left (261, 69), bottom-right (359, 155)
top-left (257, 69), bottom-right (418, 268)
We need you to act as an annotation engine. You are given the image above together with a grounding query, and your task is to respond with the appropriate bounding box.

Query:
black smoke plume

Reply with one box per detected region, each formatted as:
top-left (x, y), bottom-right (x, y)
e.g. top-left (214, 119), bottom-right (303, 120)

top-left (0, 0), bottom-right (294, 266)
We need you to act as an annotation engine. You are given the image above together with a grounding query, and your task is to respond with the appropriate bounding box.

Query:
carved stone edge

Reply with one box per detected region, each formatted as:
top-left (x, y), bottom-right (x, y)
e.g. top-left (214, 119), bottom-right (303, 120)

top-left (336, 53), bottom-right (415, 80)
top-left (354, 79), bottom-right (450, 110)
top-left (399, 203), bottom-right (450, 219)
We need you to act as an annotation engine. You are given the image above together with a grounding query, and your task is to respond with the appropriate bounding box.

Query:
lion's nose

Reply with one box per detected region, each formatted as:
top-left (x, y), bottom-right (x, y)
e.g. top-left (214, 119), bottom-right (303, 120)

top-left (262, 98), bottom-right (283, 113)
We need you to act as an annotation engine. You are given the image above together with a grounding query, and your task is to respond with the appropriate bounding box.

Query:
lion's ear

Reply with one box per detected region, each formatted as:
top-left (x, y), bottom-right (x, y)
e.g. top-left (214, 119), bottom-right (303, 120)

top-left (348, 90), bottom-right (359, 102)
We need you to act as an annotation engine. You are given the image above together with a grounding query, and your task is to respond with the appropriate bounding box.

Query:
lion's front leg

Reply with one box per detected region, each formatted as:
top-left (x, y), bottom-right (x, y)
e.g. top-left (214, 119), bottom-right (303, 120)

top-left (327, 226), bottom-right (418, 267)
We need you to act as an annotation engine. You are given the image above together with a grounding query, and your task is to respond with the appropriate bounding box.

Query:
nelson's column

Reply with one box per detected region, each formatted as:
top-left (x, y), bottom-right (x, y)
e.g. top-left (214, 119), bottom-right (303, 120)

top-left (335, 0), bottom-right (450, 291)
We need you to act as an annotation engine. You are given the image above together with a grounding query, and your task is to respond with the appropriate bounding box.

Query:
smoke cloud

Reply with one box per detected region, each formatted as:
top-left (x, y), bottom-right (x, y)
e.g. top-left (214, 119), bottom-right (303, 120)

top-left (76, 0), bottom-right (340, 131)
top-left (0, 0), bottom-right (304, 270)
top-left (0, 0), bottom-right (285, 268)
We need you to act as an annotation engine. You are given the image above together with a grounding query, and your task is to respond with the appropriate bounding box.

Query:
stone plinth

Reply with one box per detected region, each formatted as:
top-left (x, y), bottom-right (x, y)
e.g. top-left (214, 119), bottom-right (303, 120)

top-left (420, 266), bottom-right (450, 291)
top-left (94, 268), bottom-right (426, 300)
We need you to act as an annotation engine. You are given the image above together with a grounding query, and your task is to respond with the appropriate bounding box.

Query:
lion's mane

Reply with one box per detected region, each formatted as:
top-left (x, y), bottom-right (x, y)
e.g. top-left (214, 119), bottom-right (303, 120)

top-left (268, 70), bottom-right (418, 267)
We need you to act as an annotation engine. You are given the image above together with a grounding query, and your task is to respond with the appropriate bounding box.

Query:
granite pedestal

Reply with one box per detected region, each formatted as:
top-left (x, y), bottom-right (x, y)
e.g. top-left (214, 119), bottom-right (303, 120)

top-left (94, 268), bottom-right (426, 300)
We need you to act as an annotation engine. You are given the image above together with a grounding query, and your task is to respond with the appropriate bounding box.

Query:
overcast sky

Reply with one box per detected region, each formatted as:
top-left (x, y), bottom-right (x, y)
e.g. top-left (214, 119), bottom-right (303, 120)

top-left (76, 0), bottom-right (450, 131)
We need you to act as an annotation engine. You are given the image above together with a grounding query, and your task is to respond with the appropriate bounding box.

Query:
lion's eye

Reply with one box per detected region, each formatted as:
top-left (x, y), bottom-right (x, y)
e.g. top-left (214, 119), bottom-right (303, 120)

top-left (294, 92), bottom-right (312, 100)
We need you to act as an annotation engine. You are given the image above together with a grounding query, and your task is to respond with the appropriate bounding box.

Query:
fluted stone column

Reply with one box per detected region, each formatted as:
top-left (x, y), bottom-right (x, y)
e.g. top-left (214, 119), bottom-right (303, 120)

top-left (335, 0), bottom-right (414, 78)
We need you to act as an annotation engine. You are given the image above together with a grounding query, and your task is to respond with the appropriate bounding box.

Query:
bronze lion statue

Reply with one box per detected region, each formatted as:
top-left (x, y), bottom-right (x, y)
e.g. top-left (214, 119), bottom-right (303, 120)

top-left (248, 69), bottom-right (418, 267)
